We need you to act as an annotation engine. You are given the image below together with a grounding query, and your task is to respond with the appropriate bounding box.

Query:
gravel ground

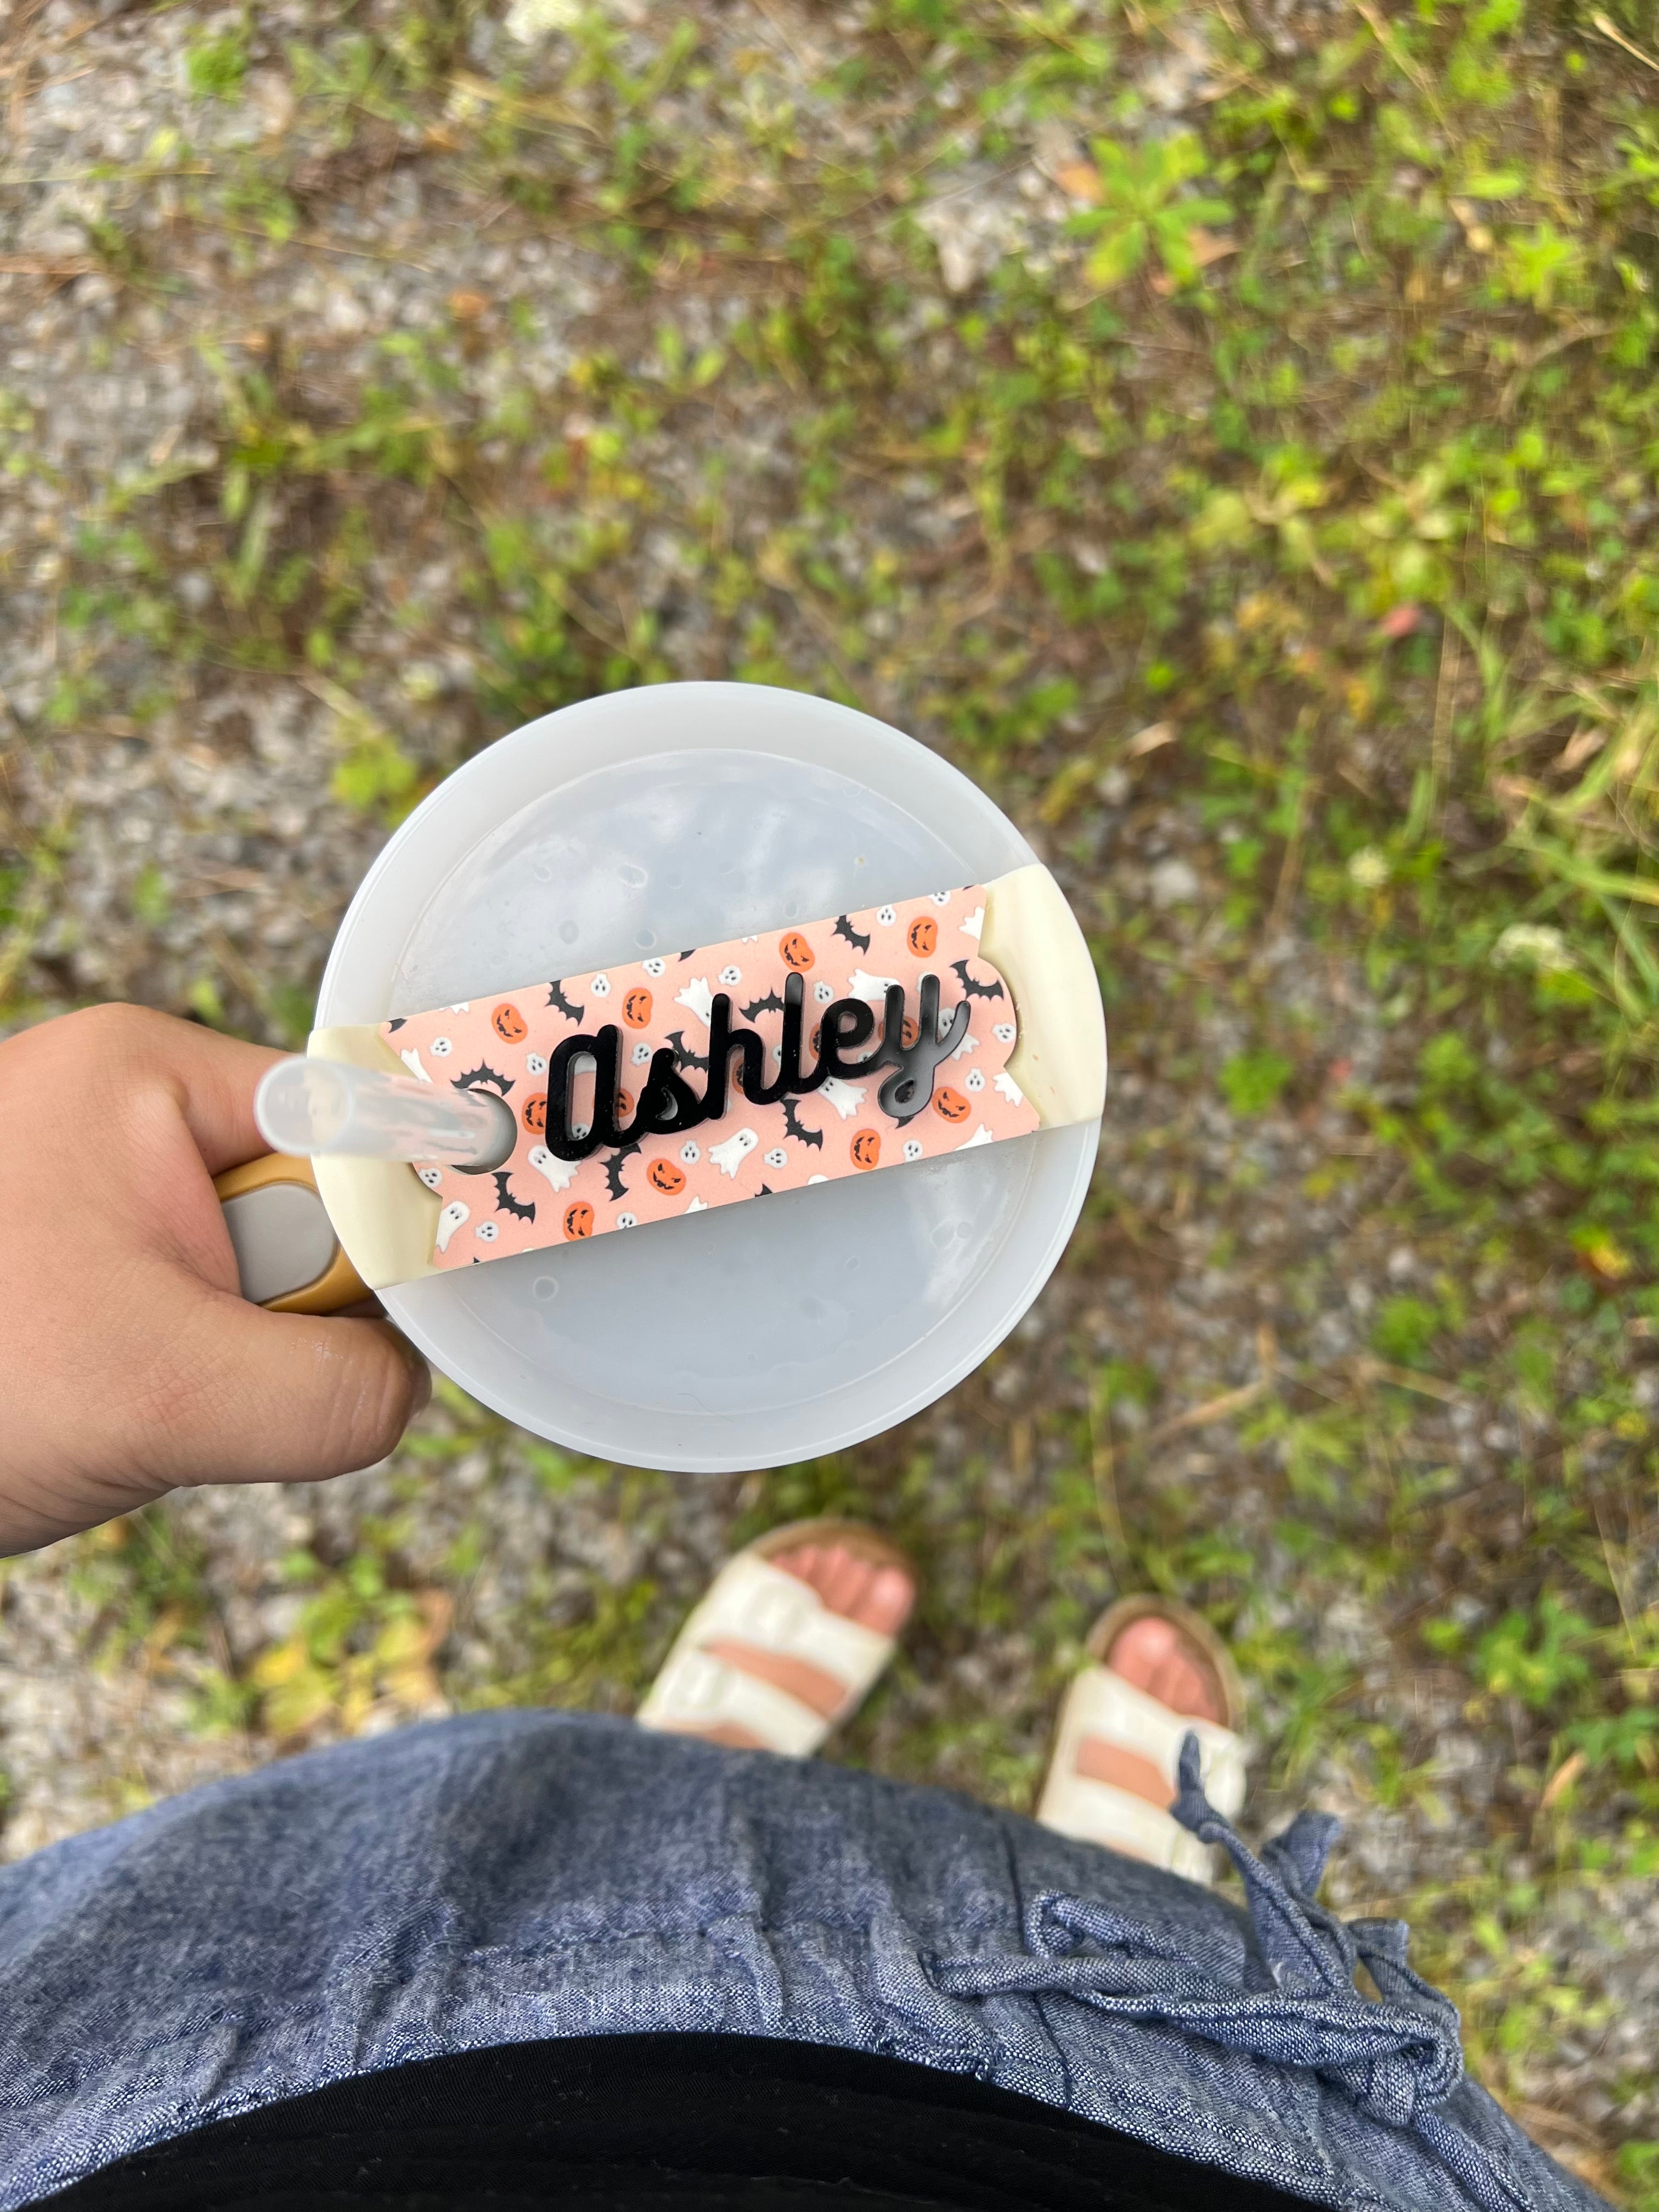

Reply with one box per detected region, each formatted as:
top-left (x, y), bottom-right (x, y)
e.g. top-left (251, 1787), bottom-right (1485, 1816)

top-left (2, 1), bottom-right (1656, 2200)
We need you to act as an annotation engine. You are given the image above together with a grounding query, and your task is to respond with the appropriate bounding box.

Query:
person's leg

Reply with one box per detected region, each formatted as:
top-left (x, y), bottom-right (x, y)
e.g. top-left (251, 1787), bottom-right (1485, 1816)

top-left (0, 1615), bottom-right (1604, 2212)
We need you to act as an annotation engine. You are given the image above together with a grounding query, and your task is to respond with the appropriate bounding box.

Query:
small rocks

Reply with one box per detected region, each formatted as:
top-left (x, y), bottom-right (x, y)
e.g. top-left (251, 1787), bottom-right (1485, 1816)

top-left (1148, 856), bottom-right (1201, 907)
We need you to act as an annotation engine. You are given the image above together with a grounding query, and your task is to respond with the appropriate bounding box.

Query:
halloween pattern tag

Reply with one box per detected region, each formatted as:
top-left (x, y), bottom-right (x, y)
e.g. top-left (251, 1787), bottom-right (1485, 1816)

top-left (382, 883), bottom-right (1040, 1268)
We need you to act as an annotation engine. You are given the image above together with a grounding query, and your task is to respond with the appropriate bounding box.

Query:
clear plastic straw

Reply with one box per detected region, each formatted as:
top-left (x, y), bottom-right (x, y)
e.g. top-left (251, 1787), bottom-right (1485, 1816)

top-left (255, 1056), bottom-right (516, 1169)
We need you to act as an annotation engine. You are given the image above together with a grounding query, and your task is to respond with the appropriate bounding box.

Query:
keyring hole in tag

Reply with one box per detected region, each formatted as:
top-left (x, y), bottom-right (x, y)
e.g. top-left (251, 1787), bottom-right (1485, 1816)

top-left (450, 1088), bottom-right (517, 1175)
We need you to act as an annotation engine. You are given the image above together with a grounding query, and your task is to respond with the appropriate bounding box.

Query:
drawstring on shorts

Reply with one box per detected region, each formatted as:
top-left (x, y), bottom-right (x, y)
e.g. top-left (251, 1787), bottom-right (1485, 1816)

top-left (930, 1737), bottom-right (1527, 2212)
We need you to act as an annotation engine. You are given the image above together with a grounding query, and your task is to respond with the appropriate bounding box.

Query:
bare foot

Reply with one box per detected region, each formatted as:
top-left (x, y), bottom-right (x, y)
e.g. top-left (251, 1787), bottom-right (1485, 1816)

top-left (1074, 1613), bottom-right (1227, 1811)
top-left (674, 1537), bottom-right (915, 1751)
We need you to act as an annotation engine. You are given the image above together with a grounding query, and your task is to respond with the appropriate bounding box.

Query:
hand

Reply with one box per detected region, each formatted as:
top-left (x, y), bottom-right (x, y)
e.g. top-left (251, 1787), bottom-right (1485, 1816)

top-left (0, 1004), bottom-right (431, 1556)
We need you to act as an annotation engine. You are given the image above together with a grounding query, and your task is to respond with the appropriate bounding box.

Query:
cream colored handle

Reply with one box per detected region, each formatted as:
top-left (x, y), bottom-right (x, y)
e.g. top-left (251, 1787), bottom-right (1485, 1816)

top-left (213, 1153), bottom-right (373, 1314)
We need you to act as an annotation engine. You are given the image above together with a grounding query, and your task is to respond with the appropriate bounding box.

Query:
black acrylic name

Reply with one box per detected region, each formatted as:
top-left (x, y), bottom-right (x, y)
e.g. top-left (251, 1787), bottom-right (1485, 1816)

top-left (543, 970), bottom-right (970, 1163)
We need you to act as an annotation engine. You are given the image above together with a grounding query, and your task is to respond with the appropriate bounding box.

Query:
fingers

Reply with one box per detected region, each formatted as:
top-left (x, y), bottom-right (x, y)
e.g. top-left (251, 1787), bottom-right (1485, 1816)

top-left (0, 1003), bottom-right (428, 1549)
top-left (152, 1289), bottom-right (432, 1489)
top-left (134, 1007), bottom-right (286, 1174)
top-left (32, 1003), bottom-right (283, 1175)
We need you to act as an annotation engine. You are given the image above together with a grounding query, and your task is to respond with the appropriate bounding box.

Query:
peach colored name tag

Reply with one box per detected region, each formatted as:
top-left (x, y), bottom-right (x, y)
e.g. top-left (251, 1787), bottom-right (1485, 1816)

top-left (383, 883), bottom-right (1040, 1267)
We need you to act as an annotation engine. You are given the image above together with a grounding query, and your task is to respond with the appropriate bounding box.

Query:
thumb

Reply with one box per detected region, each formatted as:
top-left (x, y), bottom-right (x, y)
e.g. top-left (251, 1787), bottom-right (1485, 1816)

top-left (157, 1291), bottom-right (432, 1490)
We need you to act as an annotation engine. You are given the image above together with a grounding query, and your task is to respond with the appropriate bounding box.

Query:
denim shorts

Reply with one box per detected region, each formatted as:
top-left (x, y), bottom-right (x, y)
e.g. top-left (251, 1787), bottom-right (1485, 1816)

top-left (0, 1710), bottom-right (1604, 2211)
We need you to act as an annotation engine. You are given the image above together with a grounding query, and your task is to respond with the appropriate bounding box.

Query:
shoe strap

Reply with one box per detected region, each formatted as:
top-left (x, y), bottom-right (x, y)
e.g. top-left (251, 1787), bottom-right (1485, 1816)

top-left (1036, 1664), bottom-right (1247, 1884)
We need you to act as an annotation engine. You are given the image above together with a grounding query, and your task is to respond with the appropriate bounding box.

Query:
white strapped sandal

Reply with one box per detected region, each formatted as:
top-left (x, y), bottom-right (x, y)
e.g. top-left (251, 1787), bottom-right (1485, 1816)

top-left (636, 1519), bottom-right (915, 1758)
top-left (1035, 1595), bottom-right (1248, 1887)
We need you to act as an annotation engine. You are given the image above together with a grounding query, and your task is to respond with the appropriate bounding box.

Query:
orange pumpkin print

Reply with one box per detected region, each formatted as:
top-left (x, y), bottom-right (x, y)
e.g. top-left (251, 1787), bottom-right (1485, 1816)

top-left (850, 1129), bottom-right (881, 1170)
top-left (622, 986), bottom-right (653, 1029)
top-left (647, 1158), bottom-right (686, 1195)
top-left (901, 1014), bottom-right (919, 1048)
top-left (778, 930), bottom-right (814, 971)
top-left (522, 1092), bottom-right (549, 1135)
top-left (933, 1086), bottom-right (970, 1123)
top-left (563, 1201), bottom-right (594, 1240)
top-left (614, 1088), bottom-right (634, 1119)
top-left (906, 917), bottom-right (938, 957)
top-left (492, 1001), bottom-right (528, 1044)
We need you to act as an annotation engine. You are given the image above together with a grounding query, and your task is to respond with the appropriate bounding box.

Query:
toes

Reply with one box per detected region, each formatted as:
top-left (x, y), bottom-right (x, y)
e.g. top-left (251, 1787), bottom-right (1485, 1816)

top-left (770, 1537), bottom-right (913, 1631)
top-left (822, 1547), bottom-right (872, 1620)
top-left (1107, 1615), bottom-right (1227, 1725)
top-left (772, 1542), bottom-right (852, 1609)
top-left (1106, 1616), bottom-right (1176, 1694)
top-left (771, 1543), bottom-right (821, 1592)
top-left (862, 1564), bottom-right (915, 1635)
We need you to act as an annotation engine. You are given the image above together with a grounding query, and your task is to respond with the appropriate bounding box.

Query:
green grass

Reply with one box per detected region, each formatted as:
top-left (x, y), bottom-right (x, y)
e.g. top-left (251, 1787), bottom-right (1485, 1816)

top-left (4, 0), bottom-right (1659, 2192)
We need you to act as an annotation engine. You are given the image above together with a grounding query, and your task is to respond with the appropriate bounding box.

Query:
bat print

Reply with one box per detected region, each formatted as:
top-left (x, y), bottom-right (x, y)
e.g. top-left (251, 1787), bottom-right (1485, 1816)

top-left (546, 980), bottom-right (584, 1024)
top-left (664, 1029), bottom-right (710, 1075)
top-left (950, 958), bottom-right (1005, 1002)
top-left (604, 1142), bottom-right (641, 1202)
top-left (741, 989), bottom-right (786, 1021)
top-left (386, 1017), bottom-right (406, 1032)
top-left (492, 1171), bottom-right (537, 1222)
top-left (780, 1097), bottom-right (823, 1150)
top-left (833, 914), bottom-right (872, 953)
top-left (453, 1062), bottom-right (514, 1096)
